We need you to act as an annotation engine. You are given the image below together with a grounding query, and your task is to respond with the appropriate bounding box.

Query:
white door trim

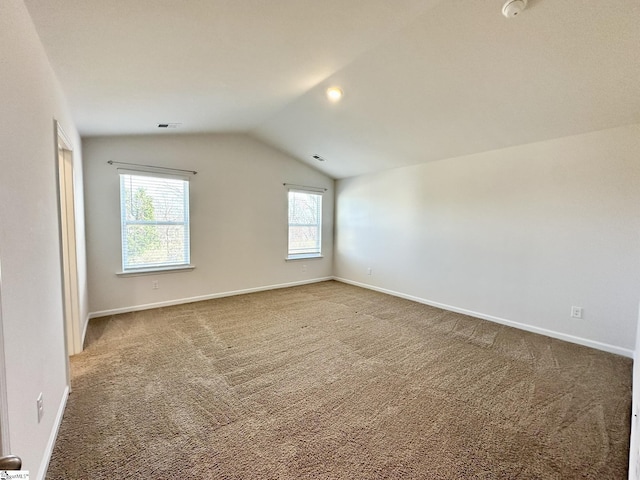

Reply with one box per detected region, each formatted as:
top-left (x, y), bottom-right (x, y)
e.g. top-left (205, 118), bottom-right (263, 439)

top-left (56, 122), bottom-right (82, 357)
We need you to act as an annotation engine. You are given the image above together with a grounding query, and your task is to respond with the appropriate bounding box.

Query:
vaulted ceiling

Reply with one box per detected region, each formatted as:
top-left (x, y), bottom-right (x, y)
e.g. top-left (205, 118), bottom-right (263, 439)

top-left (25, 0), bottom-right (640, 178)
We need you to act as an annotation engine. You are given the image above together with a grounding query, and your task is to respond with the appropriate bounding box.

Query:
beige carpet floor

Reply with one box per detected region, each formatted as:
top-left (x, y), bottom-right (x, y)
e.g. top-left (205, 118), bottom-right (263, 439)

top-left (47, 281), bottom-right (632, 479)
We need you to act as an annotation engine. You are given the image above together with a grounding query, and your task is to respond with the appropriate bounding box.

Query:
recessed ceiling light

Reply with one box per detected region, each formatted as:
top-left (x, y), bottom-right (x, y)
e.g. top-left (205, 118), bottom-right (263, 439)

top-left (326, 87), bottom-right (343, 102)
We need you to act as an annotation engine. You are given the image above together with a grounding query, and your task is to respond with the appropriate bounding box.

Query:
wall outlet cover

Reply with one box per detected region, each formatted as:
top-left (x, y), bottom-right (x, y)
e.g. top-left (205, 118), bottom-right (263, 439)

top-left (570, 306), bottom-right (583, 319)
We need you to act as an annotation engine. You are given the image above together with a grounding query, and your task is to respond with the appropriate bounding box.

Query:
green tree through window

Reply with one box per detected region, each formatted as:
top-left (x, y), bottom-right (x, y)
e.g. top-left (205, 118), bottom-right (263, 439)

top-left (125, 186), bottom-right (161, 265)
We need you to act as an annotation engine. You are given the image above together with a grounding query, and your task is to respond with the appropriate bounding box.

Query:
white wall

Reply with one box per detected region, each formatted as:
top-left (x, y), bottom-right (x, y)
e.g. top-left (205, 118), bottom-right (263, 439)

top-left (0, 0), bottom-right (88, 477)
top-left (83, 134), bottom-right (334, 314)
top-left (335, 125), bottom-right (640, 355)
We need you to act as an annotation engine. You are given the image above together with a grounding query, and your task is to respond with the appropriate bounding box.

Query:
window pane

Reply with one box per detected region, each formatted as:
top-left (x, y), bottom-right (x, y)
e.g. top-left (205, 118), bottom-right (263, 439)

top-left (125, 225), bottom-right (188, 267)
top-left (288, 226), bottom-right (320, 255)
top-left (289, 192), bottom-right (320, 225)
top-left (288, 191), bottom-right (322, 256)
top-left (120, 173), bottom-right (190, 270)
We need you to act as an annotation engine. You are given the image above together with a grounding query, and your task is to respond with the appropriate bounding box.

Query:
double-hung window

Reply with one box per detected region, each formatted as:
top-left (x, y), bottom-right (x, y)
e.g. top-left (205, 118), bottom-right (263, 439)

top-left (119, 170), bottom-right (191, 272)
top-left (287, 188), bottom-right (323, 259)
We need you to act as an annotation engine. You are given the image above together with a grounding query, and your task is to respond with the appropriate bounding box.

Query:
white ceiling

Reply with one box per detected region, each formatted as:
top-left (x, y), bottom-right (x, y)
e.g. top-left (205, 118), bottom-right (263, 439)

top-left (25, 0), bottom-right (640, 179)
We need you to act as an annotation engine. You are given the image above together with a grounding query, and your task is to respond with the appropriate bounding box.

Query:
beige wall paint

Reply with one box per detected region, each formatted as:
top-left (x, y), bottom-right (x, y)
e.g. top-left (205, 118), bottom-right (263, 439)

top-left (0, 0), bottom-right (88, 477)
top-left (335, 125), bottom-right (640, 354)
top-left (83, 134), bottom-right (334, 314)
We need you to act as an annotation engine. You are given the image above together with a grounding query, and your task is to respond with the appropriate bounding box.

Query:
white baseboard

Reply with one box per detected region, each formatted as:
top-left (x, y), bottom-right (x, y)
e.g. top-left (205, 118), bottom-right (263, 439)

top-left (88, 277), bottom-right (334, 319)
top-left (333, 277), bottom-right (633, 358)
top-left (37, 385), bottom-right (69, 480)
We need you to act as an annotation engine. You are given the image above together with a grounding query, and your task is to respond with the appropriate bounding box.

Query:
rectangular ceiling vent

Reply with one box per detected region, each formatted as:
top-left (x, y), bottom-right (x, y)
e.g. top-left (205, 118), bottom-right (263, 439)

top-left (157, 123), bottom-right (181, 129)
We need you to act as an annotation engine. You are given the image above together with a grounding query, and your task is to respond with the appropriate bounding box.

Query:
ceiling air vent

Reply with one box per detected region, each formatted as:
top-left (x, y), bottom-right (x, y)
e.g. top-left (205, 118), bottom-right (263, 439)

top-left (312, 155), bottom-right (326, 162)
top-left (157, 123), bottom-right (181, 129)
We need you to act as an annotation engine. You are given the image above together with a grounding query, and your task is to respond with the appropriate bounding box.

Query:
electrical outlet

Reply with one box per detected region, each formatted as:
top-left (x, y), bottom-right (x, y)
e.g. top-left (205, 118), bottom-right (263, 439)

top-left (302, 264), bottom-right (307, 272)
top-left (570, 306), bottom-right (583, 319)
top-left (37, 392), bottom-right (44, 423)
top-left (367, 267), bottom-right (372, 276)
top-left (152, 280), bottom-right (159, 290)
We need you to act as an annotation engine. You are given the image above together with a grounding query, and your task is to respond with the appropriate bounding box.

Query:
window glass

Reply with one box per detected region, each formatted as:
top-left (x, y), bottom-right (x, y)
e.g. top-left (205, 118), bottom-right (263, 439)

top-left (120, 173), bottom-right (190, 270)
top-left (288, 190), bottom-right (322, 258)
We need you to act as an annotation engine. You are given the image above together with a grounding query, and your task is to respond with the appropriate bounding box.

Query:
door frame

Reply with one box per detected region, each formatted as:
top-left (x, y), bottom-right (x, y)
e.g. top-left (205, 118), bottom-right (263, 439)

top-left (55, 121), bottom-right (81, 370)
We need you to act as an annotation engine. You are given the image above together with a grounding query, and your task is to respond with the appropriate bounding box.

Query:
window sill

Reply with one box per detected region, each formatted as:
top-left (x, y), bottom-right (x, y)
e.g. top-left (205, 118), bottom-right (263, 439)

top-left (285, 254), bottom-right (323, 261)
top-left (116, 265), bottom-right (195, 277)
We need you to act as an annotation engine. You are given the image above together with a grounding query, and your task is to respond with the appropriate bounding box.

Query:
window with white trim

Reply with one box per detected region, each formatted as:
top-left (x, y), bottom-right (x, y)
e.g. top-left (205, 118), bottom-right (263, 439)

top-left (287, 189), bottom-right (322, 259)
top-left (119, 171), bottom-right (190, 271)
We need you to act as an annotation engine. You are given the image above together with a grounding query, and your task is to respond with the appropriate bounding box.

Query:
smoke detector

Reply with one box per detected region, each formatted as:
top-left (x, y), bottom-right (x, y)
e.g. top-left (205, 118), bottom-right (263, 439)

top-left (502, 0), bottom-right (527, 18)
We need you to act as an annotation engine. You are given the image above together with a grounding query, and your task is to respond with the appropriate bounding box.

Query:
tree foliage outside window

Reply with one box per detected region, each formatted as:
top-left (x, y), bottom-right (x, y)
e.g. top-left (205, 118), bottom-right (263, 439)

top-left (125, 186), bottom-right (161, 262)
top-left (120, 173), bottom-right (190, 270)
top-left (288, 190), bottom-right (322, 257)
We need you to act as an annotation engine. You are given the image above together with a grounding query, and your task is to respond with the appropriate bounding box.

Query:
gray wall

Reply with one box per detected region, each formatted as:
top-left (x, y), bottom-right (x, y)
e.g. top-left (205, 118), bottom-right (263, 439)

top-left (335, 125), bottom-right (640, 355)
top-left (83, 134), bottom-right (334, 314)
top-left (0, 0), bottom-right (88, 476)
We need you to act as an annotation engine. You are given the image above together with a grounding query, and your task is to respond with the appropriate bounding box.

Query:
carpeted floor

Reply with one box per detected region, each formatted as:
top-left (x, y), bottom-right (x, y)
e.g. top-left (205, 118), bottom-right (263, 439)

top-left (47, 281), bottom-right (632, 479)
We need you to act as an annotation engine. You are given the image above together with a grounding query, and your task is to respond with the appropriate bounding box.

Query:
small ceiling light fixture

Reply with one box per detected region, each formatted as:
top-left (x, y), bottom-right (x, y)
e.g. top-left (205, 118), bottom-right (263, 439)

top-left (502, 0), bottom-right (527, 18)
top-left (326, 86), bottom-right (343, 102)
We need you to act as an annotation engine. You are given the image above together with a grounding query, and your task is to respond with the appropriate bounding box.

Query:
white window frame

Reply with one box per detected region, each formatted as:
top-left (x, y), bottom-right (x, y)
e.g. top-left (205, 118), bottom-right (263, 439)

top-left (286, 187), bottom-right (323, 260)
top-left (118, 169), bottom-right (193, 275)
